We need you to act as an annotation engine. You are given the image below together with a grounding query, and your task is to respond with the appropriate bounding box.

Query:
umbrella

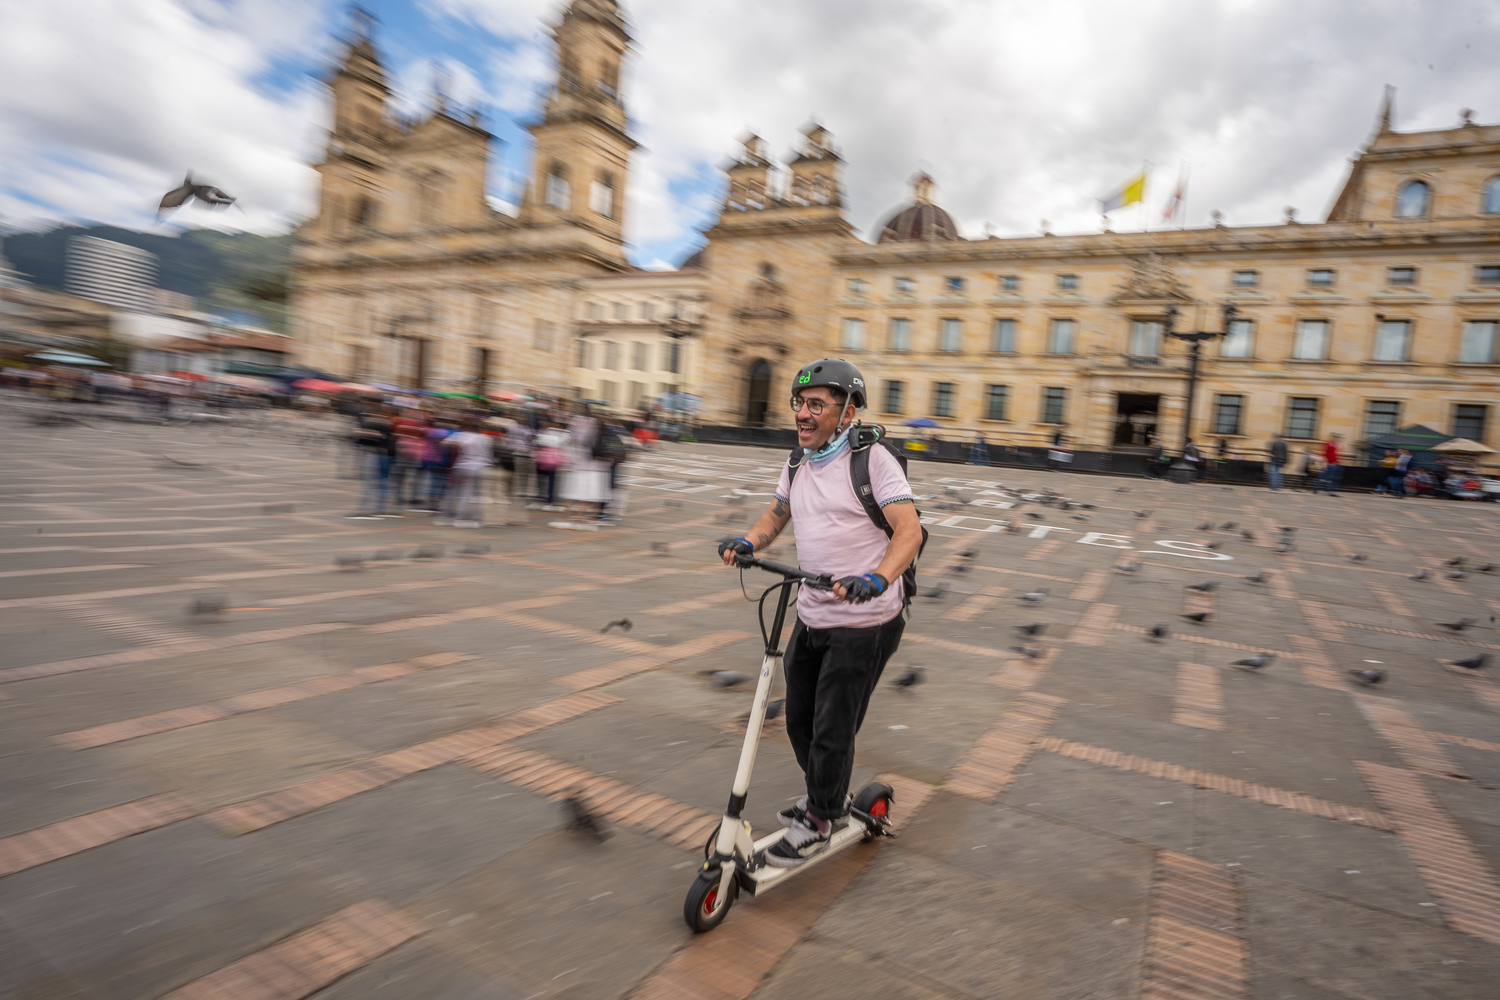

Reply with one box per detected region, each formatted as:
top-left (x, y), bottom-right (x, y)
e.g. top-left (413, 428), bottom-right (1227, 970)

top-left (1432, 438), bottom-right (1497, 455)
top-left (903, 417), bottom-right (941, 428)
top-left (341, 382), bottom-right (380, 393)
top-left (291, 378), bottom-right (346, 393)
top-left (1366, 424), bottom-right (1452, 451)
top-left (29, 349), bottom-right (109, 367)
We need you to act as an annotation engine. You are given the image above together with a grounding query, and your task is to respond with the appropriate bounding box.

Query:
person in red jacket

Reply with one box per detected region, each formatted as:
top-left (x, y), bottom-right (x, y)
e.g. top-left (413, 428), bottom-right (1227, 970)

top-left (1313, 432), bottom-right (1343, 496)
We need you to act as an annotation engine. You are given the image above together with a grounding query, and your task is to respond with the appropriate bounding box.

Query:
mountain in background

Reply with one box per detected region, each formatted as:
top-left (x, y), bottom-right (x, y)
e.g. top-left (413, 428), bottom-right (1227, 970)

top-left (3, 225), bottom-right (294, 332)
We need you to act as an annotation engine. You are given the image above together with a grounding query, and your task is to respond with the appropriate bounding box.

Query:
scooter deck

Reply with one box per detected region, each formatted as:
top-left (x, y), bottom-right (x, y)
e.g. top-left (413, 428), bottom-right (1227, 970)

top-left (739, 822), bottom-right (868, 895)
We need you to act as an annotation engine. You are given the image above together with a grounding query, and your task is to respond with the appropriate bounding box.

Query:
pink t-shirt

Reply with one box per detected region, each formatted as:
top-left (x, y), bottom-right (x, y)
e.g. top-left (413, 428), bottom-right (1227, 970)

top-left (774, 445), bottom-right (914, 628)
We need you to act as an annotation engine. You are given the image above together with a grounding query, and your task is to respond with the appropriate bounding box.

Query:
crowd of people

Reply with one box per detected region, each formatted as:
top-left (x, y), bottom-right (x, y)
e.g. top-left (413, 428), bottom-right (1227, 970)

top-left (343, 398), bottom-right (648, 530)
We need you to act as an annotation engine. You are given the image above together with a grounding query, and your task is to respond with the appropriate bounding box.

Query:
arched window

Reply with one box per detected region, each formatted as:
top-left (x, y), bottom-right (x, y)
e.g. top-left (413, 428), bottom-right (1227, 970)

top-left (746, 359), bottom-right (771, 426)
top-left (1396, 180), bottom-right (1430, 218)
top-left (1484, 177), bottom-right (1500, 215)
top-left (352, 196), bottom-right (376, 229)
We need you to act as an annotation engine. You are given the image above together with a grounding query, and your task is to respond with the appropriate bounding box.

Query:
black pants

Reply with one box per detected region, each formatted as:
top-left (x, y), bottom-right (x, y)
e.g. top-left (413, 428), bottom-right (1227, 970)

top-left (783, 613), bottom-right (906, 821)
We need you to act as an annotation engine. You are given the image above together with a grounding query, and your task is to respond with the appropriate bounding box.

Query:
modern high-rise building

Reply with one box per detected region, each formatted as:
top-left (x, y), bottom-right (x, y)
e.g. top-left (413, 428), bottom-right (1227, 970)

top-left (66, 236), bottom-right (157, 313)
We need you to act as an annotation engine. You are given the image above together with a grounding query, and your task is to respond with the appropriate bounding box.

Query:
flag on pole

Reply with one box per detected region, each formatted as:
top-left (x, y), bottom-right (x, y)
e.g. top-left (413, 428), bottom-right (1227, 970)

top-left (1161, 165), bottom-right (1188, 224)
top-left (1099, 170), bottom-right (1146, 214)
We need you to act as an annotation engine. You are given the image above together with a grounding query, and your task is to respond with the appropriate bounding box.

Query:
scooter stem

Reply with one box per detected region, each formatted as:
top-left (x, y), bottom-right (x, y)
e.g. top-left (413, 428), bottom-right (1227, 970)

top-left (724, 578), bottom-right (794, 817)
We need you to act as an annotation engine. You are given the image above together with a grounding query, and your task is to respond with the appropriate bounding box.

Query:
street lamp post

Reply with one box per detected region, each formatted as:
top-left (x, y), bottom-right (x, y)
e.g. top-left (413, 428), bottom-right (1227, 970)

top-left (1164, 303), bottom-right (1237, 484)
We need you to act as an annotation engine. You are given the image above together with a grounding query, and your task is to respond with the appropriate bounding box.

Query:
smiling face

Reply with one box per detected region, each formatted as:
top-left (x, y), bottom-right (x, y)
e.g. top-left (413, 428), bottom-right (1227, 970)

top-left (793, 386), bottom-right (852, 451)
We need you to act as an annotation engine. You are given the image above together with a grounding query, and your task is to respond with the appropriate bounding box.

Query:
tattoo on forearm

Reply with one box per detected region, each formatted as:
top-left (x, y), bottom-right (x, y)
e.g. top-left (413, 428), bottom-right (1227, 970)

top-left (772, 500), bottom-right (788, 519)
top-left (754, 532), bottom-right (772, 549)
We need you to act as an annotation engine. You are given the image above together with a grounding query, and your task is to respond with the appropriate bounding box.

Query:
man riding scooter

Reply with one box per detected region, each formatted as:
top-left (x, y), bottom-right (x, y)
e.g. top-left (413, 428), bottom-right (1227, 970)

top-left (718, 359), bottom-right (923, 866)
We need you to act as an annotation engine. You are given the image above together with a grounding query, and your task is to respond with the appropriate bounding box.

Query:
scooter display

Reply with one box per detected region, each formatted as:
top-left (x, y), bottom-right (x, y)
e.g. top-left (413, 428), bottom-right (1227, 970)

top-left (683, 553), bottom-right (896, 932)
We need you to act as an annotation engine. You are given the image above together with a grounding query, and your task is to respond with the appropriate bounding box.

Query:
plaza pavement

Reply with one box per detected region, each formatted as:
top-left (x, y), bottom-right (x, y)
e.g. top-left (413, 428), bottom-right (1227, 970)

top-left (1, 399), bottom-right (1498, 1000)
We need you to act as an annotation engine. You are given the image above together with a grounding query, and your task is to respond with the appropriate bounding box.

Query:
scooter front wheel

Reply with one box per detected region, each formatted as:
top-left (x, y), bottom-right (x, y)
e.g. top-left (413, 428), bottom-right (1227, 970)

top-left (683, 868), bottom-right (737, 932)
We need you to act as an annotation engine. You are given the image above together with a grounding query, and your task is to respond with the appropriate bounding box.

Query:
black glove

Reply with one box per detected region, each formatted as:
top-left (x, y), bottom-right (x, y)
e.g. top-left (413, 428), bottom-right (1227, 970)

top-left (836, 572), bottom-right (888, 604)
top-left (718, 537), bottom-right (754, 560)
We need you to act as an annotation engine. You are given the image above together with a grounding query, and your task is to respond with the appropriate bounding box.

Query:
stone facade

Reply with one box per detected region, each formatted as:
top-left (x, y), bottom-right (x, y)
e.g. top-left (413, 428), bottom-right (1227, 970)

top-left (571, 267), bottom-right (705, 409)
top-left (695, 99), bottom-right (1500, 461)
top-left (288, 1), bottom-right (636, 398)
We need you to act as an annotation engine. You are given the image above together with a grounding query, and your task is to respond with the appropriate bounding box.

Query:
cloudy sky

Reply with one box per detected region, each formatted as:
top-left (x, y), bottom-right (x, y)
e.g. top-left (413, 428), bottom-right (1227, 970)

top-left (3, 0), bottom-right (1498, 268)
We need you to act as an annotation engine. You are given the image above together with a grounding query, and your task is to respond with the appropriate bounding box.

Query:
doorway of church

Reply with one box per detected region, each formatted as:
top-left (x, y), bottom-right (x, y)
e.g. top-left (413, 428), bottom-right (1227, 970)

top-left (746, 359), bottom-right (771, 426)
top-left (1113, 393), bottom-right (1160, 448)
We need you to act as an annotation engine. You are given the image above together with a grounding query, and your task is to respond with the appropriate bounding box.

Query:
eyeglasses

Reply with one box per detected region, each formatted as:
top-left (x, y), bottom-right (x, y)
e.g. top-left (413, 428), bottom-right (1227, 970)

top-left (789, 396), bottom-right (834, 415)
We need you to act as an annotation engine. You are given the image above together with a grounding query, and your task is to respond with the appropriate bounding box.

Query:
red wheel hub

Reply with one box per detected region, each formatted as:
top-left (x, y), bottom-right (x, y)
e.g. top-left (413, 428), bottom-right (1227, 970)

top-left (870, 798), bottom-right (889, 818)
top-left (703, 887), bottom-right (718, 914)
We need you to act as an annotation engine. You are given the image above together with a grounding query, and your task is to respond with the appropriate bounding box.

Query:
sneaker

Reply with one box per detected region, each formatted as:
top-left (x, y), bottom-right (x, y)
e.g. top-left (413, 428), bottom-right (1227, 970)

top-left (776, 796), bottom-right (808, 828)
top-left (766, 814), bottom-right (830, 868)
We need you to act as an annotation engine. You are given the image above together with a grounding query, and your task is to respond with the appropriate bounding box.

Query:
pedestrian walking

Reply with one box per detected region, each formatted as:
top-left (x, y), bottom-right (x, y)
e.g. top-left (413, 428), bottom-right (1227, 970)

top-left (1313, 432), bottom-right (1343, 496)
top-left (351, 407), bottom-right (396, 518)
top-left (437, 417), bottom-right (492, 527)
top-left (1267, 432), bottom-right (1288, 492)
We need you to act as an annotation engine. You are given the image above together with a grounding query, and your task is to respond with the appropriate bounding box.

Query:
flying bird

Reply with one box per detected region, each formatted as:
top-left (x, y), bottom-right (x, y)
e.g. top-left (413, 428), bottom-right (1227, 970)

top-left (1450, 653), bottom-right (1488, 671)
top-left (1182, 612), bottom-right (1210, 624)
top-left (892, 665), bottom-right (926, 689)
top-left (157, 173), bottom-right (239, 219)
top-left (1232, 655), bottom-right (1273, 671)
top-left (602, 618), bottom-right (633, 633)
top-left (1349, 668), bottom-right (1385, 686)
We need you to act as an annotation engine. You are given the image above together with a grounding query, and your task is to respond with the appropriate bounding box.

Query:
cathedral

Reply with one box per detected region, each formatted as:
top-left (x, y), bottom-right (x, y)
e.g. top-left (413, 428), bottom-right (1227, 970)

top-left (291, 1), bottom-right (1500, 459)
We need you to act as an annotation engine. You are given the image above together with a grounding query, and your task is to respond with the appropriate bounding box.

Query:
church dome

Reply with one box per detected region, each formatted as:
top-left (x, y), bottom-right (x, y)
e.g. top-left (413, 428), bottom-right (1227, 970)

top-left (876, 173), bottom-right (960, 244)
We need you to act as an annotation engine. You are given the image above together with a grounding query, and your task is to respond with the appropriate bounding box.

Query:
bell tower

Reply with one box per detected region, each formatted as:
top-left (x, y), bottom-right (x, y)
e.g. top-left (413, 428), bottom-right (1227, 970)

top-left (522, 0), bottom-right (635, 248)
top-left (315, 11), bottom-right (390, 238)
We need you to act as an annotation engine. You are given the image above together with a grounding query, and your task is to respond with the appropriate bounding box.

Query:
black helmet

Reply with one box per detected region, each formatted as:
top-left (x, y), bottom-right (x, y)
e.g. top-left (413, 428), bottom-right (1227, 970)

top-left (792, 358), bottom-right (866, 409)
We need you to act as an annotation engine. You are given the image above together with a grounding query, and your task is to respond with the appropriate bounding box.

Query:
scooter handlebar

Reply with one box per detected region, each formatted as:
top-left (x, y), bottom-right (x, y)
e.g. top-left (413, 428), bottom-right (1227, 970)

top-left (733, 553), bottom-right (835, 591)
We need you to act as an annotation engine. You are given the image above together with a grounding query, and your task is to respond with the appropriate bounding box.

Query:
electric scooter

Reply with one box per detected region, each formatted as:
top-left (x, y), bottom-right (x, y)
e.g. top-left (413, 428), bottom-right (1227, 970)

top-left (683, 553), bottom-right (896, 932)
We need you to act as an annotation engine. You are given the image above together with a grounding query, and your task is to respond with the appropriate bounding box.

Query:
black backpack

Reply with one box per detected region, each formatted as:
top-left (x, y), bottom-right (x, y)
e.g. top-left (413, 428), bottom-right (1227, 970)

top-left (786, 423), bottom-right (929, 606)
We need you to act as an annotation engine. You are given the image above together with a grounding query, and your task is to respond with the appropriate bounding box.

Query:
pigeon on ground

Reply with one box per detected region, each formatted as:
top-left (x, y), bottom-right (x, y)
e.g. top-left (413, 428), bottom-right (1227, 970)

top-left (188, 592), bottom-right (228, 615)
top-left (1016, 645), bottom-right (1043, 659)
top-left (1071, 514), bottom-right (1090, 522)
top-left (1245, 571), bottom-right (1266, 584)
top-left (1149, 624), bottom-right (1169, 640)
top-left (1115, 562), bottom-right (1141, 574)
top-left (602, 618), bottom-right (634, 633)
top-left (1205, 542), bottom-right (1222, 551)
top-left (1275, 544), bottom-right (1292, 554)
top-left (1241, 531), bottom-right (1257, 542)
top-left (1449, 571), bottom-right (1470, 580)
top-left (1021, 588), bottom-right (1048, 602)
top-left (1446, 556), bottom-right (1466, 567)
top-left (1135, 510), bottom-right (1152, 518)
top-left (1411, 569), bottom-right (1430, 581)
top-left (1438, 618), bottom-right (1475, 632)
top-left (892, 666), bottom-right (926, 689)
top-left (1350, 553), bottom-right (1368, 562)
top-left (1188, 581), bottom-right (1219, 592)
top-left (1349, 668), bottom-right (1385, 686)
top-left (1116, 487), bottom-right (1130, 493)
top-left (412, 544), bottom-right (443, 560)
top-left (334, 553), bottom-right (367, 570)
top-left (650, 541), bottom-right (669, 555)
top-left (705, 670), bottom-right (748, 687)
top-left (959, 548), bottom-right (978, 559)
top-left (1280, 527), bottom-right (1297, 534)
top-left (562, 795), bottom-right (608, 842)
top-left (1450, 653), bottom-right (1489, 671)
top-left (372, 549), bottom-right (400, 561)
top-left (1182, 612), bottom-right (1211, 623)
top-left (1027, 512), bottom-right (1045, 520)
top-left (1220, 522), bottom-right (1238, 531)
top-left (1016, 622), bottom-right (1047, 637)
top-left (924, 581), bottom-right (951, 600)
top-left (1232, 655), bottom-right (1273, 671)
top-left (764, 698), bottom-right (786, 721)
top-left (459, 543), bottom-right (490, 556)
top-left (1478, 564), bottom-right (1496, 573)
top-left (951, 563), bottom-right (970, 574)
top-left (1197, 522), bottom-right (1214, 531)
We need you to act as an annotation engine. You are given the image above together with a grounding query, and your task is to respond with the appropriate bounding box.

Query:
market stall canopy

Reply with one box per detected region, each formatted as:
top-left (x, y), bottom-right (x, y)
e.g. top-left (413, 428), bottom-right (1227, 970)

top-left (1432, 438), bottom-right (1497, 455)
top-left (1365, 424), bottom-right (1453, 451)
top-left (291, 378), bottom-right (346, 393)
top-left (29, 349), bottom-right (109, 367)
top-left (903, 417), bottom-right (941, 428)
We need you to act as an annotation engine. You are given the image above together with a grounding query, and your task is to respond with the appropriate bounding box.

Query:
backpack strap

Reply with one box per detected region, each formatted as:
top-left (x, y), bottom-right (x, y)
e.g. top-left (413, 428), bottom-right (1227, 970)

top-left (848, 446), bottom-right (893, 538)
top-left (785, 444), bottom-right (804, 490)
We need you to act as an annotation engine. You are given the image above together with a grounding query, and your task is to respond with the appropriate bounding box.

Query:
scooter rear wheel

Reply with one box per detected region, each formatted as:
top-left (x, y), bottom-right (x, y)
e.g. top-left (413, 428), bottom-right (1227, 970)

top-left (852, 781), bottom-right (895, 840)
top-left (683, 868), bottom-right (737, 932)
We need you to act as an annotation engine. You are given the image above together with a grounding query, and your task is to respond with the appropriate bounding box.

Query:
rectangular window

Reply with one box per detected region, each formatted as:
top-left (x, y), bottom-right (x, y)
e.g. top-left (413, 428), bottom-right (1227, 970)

top-left (1057, 274), bottom-right (1078, 291)
top-left (1212, 394), bottom-right (1244, 436)
top-left (1000, 275), bottom-right (1020, 292)
top-left (846, 278), bottom-right (867, 295)
top-left (985, 384), bottom-right (1008, 421)
top-left (945, 276), bottom-right (965, 293)
top-left (991, 318), bottom-right (1016, 353)
top-left (1048, 318), bottom-right (1075, 354)
top-left (1387, 266), bottom-right (1417, 286)
top-left (1460, 321), bottom-right (1499, 363)
top-left (1478, 266), bottom-right (1500, 285)
top-left (1365, 400), bottom-right (1400, 440)
top-left (664, 341), bottom-right (682, 374)
top-left (1129, 320), bottom-right (1162, 356)
top-left (884, 380), bottom-right (904, 414)
top-left (1231, 270), bottom-right (1259, 288)
top-left (641, 301), bottom-right (655, 321)
top-left (1286, 397), bottom-right (1320, 439)
top-left (613, 301), bottom-right (628, 321)
top-left (545, 173), bottom-right (570, 209)
top-left (588, 180), bottom-right (613, 218)
top-left (603, 341), bottom-right (619, 370)
top-left (939, 318), bottom-right (962, 352)
top-left (1041, 387), bottom-right (1066, 424)
top-left (577, 341), bottom-right (591, 368)
top-left (1373, 320), bottom-right (1411, 361)
top-left (627, 381), bottom-right (644, 407)
top-left (888, 318), bottom-right (911, 351)
top-left (631, 342), bottom-right (648, 370)
top-left (1293, 319), bottom-right (1329, 360)
top-left (1455, 404), bottom-right (1488, 442)
top-left (933, 382), bottom-right (955, 417)
top-left (895, 277), bottom-right (916, 294)
top-left (1307, 268), bottom-right (1335, 287)
top-left (600, 381), bottom-right (617, 404)
top-left (840, 318), bottom-right (866, 350)
top-left (587, 301), bottom-right (602, 320)
top-left (1221, 318), bottom-right (1254, 358)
